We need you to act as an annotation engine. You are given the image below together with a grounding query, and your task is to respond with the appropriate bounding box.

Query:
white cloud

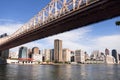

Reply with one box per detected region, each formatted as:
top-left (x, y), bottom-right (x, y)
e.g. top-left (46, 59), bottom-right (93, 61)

top-left (45, 27), bottom-right (92, 50)
top-left (0, 19), bottom-right (15, 22)
top-left (93, 35), bottom-right (120, 53)
top-left (0, 19), bottom-right (14, 23)
top-left (0, 19), bottom-right (22, 35)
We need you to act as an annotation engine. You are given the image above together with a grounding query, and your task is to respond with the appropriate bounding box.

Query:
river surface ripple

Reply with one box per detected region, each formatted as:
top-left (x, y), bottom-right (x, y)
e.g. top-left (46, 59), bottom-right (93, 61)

top-left (0, 64), bottom-right (120, 80)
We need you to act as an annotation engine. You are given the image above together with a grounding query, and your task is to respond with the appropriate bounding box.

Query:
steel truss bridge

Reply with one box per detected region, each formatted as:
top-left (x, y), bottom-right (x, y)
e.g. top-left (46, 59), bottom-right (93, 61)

top-left (0, 0), bottom-right (120, 50)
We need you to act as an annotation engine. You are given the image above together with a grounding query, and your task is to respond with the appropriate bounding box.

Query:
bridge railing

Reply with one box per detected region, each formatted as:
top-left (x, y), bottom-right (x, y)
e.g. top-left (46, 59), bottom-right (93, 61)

top-left (0, 0), bottom-right (99, 46)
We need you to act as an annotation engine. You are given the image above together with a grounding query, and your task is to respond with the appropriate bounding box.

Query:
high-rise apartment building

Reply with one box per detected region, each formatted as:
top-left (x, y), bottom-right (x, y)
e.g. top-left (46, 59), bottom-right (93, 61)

top-left (112, 49), bottom-right (119, 63)
top-left (119, 54), bottom-right (120, 61)
top-left (9, 51), bottom-right (18, 58)
top-left (32, 47), bottom-right (40, 54)
top-left (90, 50), bottom-right (100, 60)
top-left (105, 55), bottom-right (115, 64)
top-left (75, 49), bottom-right (85, 63)
top-left (32, 47), bottom-right (42, 62)
top-left (54, 39), bottom-right (62, 62)
top-left (70, 51), bottom-right (75, 62)
top-left (105, 48), bottom-right (109, 55)
top-left (28, 49), bottom-right (32, 58)
top-left (90, 50), bottom-right (105, 61)
top-left (50, 49), bottom-right (54, 62)
top-left (62, 48), bottom-right (71, 62)
top-left (84, 52), bottom-right (90, 60)
top-left (18, 46), bottom-right (28, 59)
top-left (44, 49), bottom-right (51, 62)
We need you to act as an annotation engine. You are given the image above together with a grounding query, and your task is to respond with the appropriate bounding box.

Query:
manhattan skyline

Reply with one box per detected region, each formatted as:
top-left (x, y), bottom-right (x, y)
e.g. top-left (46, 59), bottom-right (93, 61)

top-left (0, 0), bottom-right (120, 54)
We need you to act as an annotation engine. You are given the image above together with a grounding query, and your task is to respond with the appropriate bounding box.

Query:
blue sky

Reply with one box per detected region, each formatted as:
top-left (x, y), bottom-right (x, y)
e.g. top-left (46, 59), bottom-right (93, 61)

top-left (0, 0), bottom-right (120, 55)
top-left (0, 0), bottom-right (50, 22)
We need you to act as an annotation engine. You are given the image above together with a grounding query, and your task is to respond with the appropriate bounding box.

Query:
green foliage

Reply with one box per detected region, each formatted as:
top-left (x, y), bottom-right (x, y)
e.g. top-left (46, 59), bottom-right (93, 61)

top-left (54, 60), bottom-right (59, 63)
top-left (46, 60), bottom-right (50, 64)
top-left (64, 61), bottom-right (70, 64)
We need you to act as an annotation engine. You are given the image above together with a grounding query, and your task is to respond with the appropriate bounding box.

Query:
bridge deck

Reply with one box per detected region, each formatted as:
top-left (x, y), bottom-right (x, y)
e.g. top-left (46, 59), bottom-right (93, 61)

top-left (0, 0), bottom-right (120, 50)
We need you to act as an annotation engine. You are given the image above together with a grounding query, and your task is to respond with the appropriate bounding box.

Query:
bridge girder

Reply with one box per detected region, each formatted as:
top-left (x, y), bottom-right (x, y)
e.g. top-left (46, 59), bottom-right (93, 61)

top-left (0, 0), bottom-right (120, 50)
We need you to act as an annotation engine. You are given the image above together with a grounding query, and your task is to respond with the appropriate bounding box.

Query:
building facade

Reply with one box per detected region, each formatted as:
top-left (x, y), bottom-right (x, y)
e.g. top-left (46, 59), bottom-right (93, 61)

top-left (112, 49), bottom-right (119, 63)
top-left (50, 49), bottom-right (54, 62)
top-left (9, 51), bottom-right (18, 59)
top-left (54, 39), bottom-right (62, 62)
top-left (32, 47), bottom-right (40, 54)
top-left (70, 51), bottom-right (75, 62)
top-left (75, 50), bottom-right (85, 63)
top-left (90, 50), bottom-right (100, 60)
top-left (105, 48), bottom-right (110, 55)
top-left (84, 52), bottom-right (90, 61)
top-left (32, 53), bottom-right (42, 62)
top-left (44, 49), bottom-right (51, 62)
top-left (18, 46), bottom-right (28, 59)
top-left (62, 48), bottom-right (71, 62)
top-left (105, 55), bottom-right (115, 64)
top-left (28, 49), bottom-right (32, 58)
top-left (32, 47), bottom-right (42, 62)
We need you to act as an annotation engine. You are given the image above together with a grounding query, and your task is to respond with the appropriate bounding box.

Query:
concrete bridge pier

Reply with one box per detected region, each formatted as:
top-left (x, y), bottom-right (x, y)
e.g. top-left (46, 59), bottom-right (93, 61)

top-left (0, 50), bottom-right (9, 64)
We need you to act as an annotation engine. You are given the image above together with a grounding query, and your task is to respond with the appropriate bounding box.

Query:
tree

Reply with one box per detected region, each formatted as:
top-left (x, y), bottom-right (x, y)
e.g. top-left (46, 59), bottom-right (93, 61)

top-left (116, 21), bottom-right (120, 26)
top-left (46, 60), bottom-right (50, 64)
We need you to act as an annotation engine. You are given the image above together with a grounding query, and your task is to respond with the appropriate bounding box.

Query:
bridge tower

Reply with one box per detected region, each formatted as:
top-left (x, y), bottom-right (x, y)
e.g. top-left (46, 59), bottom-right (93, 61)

top-left (0, 50), bottom-right (9, 64)
top-left (0, 33), bottom-right (9, 64)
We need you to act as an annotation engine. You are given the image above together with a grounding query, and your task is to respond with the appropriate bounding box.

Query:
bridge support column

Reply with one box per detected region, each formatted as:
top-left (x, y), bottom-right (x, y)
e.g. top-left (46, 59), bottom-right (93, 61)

top-left (0, 50), bottom-right (9, 64)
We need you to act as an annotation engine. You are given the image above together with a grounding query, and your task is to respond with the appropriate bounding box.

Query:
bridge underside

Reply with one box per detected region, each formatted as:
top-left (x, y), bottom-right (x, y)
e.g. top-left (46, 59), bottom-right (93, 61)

top-left (0, 0), bottom-right (120, 50)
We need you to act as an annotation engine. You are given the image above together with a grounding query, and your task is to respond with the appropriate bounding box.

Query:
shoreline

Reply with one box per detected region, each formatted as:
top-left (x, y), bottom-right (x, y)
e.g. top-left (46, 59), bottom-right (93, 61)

top-left (6, 62), bottom-right (116, 65)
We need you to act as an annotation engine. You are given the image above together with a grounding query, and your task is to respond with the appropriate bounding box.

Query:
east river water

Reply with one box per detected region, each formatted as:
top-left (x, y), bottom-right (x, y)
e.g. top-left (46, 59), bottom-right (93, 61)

top-left (0, 64), bottom-right (120, 80)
